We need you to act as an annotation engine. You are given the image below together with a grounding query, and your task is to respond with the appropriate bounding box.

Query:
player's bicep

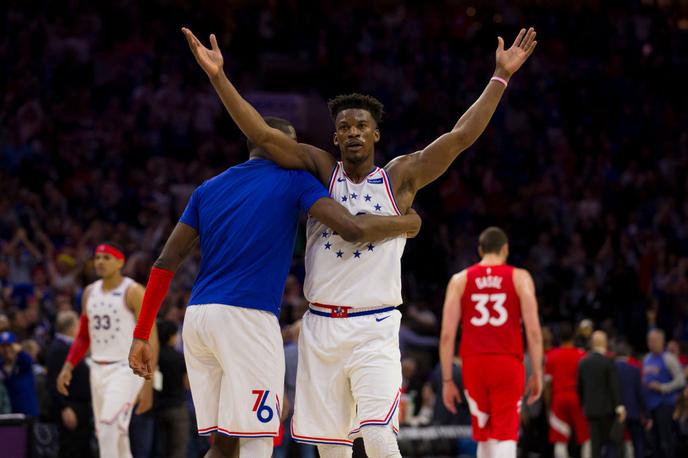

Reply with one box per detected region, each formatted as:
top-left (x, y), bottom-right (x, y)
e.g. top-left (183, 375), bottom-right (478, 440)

top-left (155, 222), bottom-right (199, 271)
top-left (412, 130), bottom-right (470, 189)
top-left (300, 143), bottom-right (338, 185)
top-left (80, 285), bottom-right (92, 317)
top-left (126, 284), bottom-right (146, 317)
top-left (516, 270), bottom-right (540, 332)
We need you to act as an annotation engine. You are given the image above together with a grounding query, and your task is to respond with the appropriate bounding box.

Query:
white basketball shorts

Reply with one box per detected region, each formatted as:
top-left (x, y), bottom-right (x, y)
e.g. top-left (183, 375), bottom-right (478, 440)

top-left (183, 304), bottom-right (285, 438)
top-left (291, 306), bottom-right (402, 447)
top-left (88, 360), bottom-right (144, 433)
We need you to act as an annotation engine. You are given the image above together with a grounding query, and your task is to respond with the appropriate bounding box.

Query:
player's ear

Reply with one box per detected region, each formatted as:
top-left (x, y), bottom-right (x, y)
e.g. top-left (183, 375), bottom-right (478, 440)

top-left (333, 132), bottom-right (339, 146)
top-left (478, 247), bottom-right (484, 258)
top-left (373, 128), bottom-right (380, 143)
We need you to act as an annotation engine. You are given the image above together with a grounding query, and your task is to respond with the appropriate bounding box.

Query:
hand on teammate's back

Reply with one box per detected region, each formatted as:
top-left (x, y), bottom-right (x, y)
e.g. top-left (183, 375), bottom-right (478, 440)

top-left (442, 380), bottom-right (462, 414)
top-left (182, 27), bottom-right (224, 79)
top-left (494, 27), bottom-right (538, 79)
top-left (129, 338), bottom-right (153, 380)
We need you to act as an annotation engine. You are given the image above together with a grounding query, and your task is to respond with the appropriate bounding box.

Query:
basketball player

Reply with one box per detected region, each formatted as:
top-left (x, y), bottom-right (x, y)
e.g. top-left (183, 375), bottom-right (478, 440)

top-left (127, 115), bottom-right (421, 458)
top-left (440, 227), bottom-right (543, 458)
top-left (57, 242), bottom-right (158, 458)
top-left (545, 323), bottom-right (591, 458)
top-left (182, 25), bottom-right (537, 457)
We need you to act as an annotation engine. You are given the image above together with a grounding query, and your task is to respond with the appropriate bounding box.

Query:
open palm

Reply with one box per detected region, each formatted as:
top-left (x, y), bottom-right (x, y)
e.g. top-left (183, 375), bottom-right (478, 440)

top-left (496, 27), bottom-right (537, 77)
top-left (182, 27), bottom-right (224, 78)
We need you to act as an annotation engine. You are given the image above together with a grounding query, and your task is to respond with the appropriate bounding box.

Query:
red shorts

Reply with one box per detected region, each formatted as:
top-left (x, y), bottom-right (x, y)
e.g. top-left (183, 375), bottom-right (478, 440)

top-left (548, 392), bottom-right (590, 444)
top-left (462, 354), bottom-right (525, 442)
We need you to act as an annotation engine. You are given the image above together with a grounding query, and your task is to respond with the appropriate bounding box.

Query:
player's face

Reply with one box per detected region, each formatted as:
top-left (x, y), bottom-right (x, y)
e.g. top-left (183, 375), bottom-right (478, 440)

top-left (333, 109), bottom-right (380, 164)
top-left (93, 253), bottom-right (123, 278)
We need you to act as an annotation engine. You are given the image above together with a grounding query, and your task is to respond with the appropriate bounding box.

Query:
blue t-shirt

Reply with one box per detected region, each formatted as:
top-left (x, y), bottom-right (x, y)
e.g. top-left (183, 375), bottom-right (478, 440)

top-left (0, 351), bottom-right (39, 416)
top-left (180, 159), bottom-right (328, 315)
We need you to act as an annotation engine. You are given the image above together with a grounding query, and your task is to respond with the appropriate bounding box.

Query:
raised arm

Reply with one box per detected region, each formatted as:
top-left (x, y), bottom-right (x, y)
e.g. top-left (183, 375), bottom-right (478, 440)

top-left (515, 267), bottom-right (543, 405)
top-left (129, 222), bottom-right (198, 378)
top-left (439, 271), bottom-right (467, 414)
top-left (391, 28), bottom-right (537, 191)
top-left (182, 27), bottom-right (335, 184)
top-left (308, 198), bottom-right (421, 243)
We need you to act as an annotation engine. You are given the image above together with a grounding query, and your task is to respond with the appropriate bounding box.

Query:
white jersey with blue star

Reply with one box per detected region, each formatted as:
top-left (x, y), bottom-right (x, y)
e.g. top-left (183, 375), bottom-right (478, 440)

top-left (86, 277), bottom-right (137, 362)
top-left (304, 162), bottom-right (406, 308)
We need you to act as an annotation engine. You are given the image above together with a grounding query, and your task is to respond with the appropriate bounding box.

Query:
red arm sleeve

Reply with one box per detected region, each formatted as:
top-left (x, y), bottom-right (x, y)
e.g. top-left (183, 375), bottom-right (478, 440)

top-left (66, 314), bottom-right (90, 366)
top-left (133, 266), bottom-right (174, 340)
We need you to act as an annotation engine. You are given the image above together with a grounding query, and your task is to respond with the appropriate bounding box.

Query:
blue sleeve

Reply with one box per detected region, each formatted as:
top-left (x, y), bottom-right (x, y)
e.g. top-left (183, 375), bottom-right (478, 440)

top-left (179, 187), bottom-right (201, 229)
top-left (294, 171), bottom-right (329, 212)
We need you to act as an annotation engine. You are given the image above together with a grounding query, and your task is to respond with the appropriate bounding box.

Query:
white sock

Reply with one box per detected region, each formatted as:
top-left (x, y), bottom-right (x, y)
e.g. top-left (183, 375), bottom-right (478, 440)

top-left (492, 439), bottom-right (517, 458)
top-left (239, 437), bottom-right (273, 457)
top-left (554, 442), bottom-right (569, 458)
top-left (581, 440), bottom-right (591, 458)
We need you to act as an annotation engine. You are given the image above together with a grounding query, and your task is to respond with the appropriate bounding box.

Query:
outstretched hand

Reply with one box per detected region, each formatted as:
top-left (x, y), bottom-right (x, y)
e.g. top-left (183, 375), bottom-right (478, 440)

top-left (181, 27), bottom-right (224, 79)
top-left (495, 27), bottom-right (537, 79)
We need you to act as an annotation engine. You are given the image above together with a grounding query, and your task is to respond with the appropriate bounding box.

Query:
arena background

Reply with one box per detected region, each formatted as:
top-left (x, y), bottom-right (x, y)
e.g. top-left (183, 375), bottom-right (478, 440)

top-left (1, 0), bottom-right (688, 457)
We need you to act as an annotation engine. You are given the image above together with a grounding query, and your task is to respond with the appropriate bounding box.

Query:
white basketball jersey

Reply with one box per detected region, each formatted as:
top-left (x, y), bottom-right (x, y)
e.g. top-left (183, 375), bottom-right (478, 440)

top-left (86, 277), bottom-right (137, 362)
top-left (304, 162), bottom-right (406, 308)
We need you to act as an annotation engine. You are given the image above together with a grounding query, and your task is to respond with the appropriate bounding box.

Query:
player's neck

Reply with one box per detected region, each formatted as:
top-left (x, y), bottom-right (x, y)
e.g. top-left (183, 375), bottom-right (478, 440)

top-left (561, 341), bottom-right (574, 348)
top-left (479, 255), bottom-right (506, 266)
top-left (342, 158), bottom-right (377, 183)
top-left (101, 273), bottom-right (124, 291)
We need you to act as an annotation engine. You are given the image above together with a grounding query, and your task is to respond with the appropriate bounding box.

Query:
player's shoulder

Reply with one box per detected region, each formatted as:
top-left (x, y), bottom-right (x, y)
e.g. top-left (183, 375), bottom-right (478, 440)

top-left (384, 152), bottom-right (421, 179)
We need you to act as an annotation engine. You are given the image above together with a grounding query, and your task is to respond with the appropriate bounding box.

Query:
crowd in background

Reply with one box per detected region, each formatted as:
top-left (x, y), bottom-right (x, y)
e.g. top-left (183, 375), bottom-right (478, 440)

top-left (1, 0), bottom-right (688, 456)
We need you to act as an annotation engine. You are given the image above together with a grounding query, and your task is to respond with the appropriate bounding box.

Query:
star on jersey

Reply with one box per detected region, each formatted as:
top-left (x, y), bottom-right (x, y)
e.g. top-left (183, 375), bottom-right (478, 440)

top-left (350, 193), bottom-right (358, 200)
top-left (341, 196), bottom-right (348, 202)
top-left (353, 250), bottom-right (361, 258)
top-left (364, 194), bottom-right (372, 202)
top-left (367, 243), bottom-right (375, 251)
top-left (336, 250), bottom-right (343, 258)
top-left (374, 204), bottom-right (382, 211)
top-left (321, 231), bottom-right (329, 238)
top-left (324, 242), bottom-right (332, 250)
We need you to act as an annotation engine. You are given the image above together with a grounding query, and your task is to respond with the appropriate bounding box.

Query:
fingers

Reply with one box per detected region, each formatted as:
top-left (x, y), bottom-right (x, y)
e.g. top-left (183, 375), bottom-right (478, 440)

top-left (210, 33), bottom-right (220, 52)
top-left (526, 41), bottom-right (538, 58)
top-left (522, 28), bottom-right (536, 50)
top-left (512, 28), bottom-right (526, 48)
top-left (497, 36), bottom-right (505, 52)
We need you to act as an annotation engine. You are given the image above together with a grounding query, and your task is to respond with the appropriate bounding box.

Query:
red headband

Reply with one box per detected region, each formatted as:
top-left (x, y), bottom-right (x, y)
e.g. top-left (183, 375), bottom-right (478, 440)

top-left (95, 244), bottom-right (125, 261)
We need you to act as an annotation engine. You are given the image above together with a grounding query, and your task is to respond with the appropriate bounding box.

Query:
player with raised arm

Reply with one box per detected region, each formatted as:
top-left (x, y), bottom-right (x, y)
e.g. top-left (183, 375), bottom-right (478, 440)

top-left (182, 26), bottom-right (536, 458)
top-left (127, 117), bottom-right (420, 458)
top-left (440, 227), bottom-right (543, 458)
top-left (57, 242), bottom-right (158, 458)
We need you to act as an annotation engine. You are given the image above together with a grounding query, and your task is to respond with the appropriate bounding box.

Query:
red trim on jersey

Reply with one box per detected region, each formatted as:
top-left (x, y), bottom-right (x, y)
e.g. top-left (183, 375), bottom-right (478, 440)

top-left (380, 170), bottom-right (402, 215)
top-left (328, 163), bottom-right (341, 195)
top-left (66, 313), bottom-right (90, 366)
top-left (95, 244), bottom-right (125, 260)
top-left (341, 164), bottom-right (381, 184)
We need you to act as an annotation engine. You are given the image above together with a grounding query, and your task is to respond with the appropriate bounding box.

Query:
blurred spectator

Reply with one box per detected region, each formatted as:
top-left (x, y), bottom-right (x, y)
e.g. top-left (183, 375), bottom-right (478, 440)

top-left (153, 320), bottom-right (189, 458)
top-left (642, 329), bottom-right (686, 458)
top-left (0, 331), bottom-right (39, 416)
top-left (45, 311), bottom-right (93, 458)
top-left (614, 342), bottom-right (646, 458)
top-left (577, 331), bottom-right (624, 458)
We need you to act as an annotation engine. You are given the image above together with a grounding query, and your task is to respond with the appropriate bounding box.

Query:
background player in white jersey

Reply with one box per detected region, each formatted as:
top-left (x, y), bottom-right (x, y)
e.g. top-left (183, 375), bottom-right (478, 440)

top-left (56, 242), bottom-right (158, 458)
top-left (183, 25), bottom-right (537, 458)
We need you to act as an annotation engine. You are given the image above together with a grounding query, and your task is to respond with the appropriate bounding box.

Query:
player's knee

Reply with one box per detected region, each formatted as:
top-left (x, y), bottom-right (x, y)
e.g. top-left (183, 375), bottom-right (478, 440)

top-left (361, 425), bottom-right (401, 458)
top-left (317, 445), bottom-right (353, 458)
top-left (238, 437), bottom-right (272, 457)
top-left (211, 434), bottom-right (239, 456)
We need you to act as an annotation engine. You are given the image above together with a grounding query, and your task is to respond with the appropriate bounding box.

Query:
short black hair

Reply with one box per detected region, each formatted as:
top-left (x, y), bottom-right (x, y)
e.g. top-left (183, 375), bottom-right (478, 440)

top-left (328, 93), bottom-right (384, 125)
top-left (103, 241), bottom-right (126, 257)
top-left (247, 117), bottom-right (296, 152)
top-left (478, 227), bottom-right (508, 255)
top-left (558, 322), bottom-right (574, 343)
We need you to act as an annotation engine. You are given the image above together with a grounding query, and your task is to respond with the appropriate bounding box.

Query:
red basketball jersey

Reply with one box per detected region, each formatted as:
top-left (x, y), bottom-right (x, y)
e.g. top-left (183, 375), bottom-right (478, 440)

top-left (545, 346), bottom-right (586, 396)
top-left (459, 264), bottom-right (524, 359)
